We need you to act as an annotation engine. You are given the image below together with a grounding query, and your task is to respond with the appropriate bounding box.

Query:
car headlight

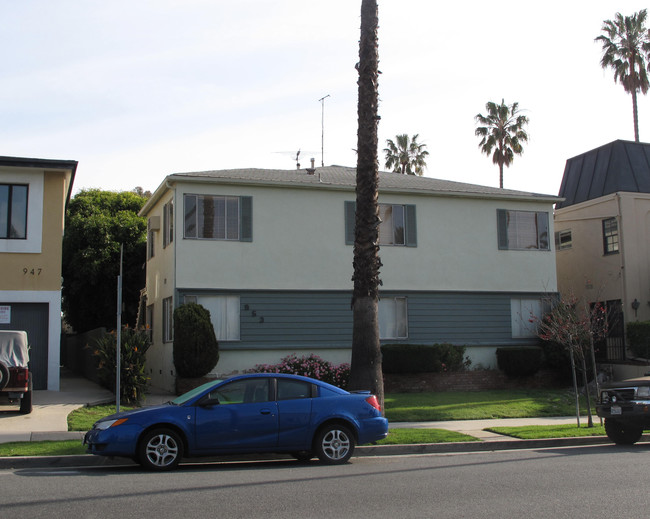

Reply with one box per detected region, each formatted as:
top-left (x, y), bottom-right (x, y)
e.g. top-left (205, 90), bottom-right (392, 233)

top-left (94, 418), bottom-right (128, 430)
top-left (601, 391), bottom-right (610, 404)
top-left (637, 387), bottom-right (650, 398)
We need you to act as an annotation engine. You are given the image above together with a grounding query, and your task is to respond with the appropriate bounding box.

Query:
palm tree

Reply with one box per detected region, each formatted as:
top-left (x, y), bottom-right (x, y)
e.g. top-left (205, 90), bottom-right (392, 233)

top-left (383, 134), bottom-right (429, 175)
top-left (475, 99), bottom-right (529, 189)
top-left (596, 9), bottom-right (650, 142)
top-left (349, 0), bottom-right (384, 410)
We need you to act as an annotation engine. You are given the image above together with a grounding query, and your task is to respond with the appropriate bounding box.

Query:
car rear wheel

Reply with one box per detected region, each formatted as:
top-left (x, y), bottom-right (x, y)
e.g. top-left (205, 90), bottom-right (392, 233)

top-left (0, 362), bottom-right (8, 390)
top-left (138, 428), bottom-right (184, 471)
top-left (605, 418), bottom-right (644, 445)
top-left (314, 424), bottom-right (355, 464)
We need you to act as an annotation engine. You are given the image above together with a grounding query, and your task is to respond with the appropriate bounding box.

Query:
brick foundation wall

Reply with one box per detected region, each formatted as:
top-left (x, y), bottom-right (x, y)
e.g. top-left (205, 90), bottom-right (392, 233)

top-left (383, 369), bottom-right (566, 392)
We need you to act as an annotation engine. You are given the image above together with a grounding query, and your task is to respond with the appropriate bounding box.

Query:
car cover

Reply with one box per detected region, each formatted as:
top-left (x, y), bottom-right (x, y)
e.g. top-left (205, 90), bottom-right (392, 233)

top-left (0, 330), bottom-right (29, 368)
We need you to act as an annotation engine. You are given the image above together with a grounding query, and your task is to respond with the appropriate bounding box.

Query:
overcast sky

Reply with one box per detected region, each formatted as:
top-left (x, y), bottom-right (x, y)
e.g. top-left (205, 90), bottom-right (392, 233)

top-left (2, 0), bottom-right (650, 197)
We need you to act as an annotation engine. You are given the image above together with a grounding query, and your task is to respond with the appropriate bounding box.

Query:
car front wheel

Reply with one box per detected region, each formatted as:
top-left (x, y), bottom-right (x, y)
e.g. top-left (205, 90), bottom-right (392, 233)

top-left (604, 418), bottom-right (644, 445)
top-left (138, 428), bottom-right (184, 471)
top-left (314, 424), bottom-right (355, 464)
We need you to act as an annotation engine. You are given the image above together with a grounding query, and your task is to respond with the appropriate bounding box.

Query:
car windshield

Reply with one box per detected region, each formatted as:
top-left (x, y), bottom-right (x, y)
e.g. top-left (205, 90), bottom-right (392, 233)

top-left (171, 379), bottom-right (222, 405)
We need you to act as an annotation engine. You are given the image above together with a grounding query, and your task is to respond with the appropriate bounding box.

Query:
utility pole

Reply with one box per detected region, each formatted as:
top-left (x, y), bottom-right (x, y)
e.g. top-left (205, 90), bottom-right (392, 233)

top-left (116, 244), bottom-right (123, 412)
top-left (319, 94), bottom-right (330, 167)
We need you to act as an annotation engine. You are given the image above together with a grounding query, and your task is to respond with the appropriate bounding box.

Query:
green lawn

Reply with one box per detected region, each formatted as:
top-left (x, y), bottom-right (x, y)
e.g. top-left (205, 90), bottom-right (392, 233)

top-left (487, 424), bottom-right (606, 439)
top-left (384, 389), bottom-right (594, 422)
top-left (0, 389), bottom-right (600, 458)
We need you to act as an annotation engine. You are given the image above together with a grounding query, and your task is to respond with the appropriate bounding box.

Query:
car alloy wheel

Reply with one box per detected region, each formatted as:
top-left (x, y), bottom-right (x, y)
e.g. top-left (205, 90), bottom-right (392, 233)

top-left (138, 428), bottom-right (183, 471)
top-left (315, 424), bottom-right (355, 464)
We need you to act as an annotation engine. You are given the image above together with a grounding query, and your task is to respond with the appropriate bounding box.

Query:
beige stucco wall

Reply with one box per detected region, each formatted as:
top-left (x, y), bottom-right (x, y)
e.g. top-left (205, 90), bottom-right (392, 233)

top-left (169, 181), bottom-right (557, 294)
top-left (555, 192), bottom-right (650, 322)
top-left (0, 168), bottom-right (71, 291)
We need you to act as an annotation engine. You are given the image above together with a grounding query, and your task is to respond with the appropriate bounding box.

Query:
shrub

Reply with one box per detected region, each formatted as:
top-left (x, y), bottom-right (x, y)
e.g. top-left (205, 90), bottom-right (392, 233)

top-left (94, 326), bottom-right (151, 404)
top-left (496, 347), bottom-right (544, 378)
top-left (173, 303), bottom-right (219, 378)
top-left (249, 354), bottom-right (350, 389)
top-left (381, 344), bottom-right (470, 374)
top-left (627, 321), bottom-right (650, 359)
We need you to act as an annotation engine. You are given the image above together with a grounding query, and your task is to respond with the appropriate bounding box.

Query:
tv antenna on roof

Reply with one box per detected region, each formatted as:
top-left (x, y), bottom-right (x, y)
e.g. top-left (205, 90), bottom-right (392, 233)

top-left (319, 94), bottom-right (330, 167)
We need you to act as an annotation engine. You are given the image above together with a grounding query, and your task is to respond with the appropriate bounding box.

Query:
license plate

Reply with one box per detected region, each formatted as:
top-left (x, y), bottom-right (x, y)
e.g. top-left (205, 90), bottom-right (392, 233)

top-left (611, 405), bottom-right (622, 415)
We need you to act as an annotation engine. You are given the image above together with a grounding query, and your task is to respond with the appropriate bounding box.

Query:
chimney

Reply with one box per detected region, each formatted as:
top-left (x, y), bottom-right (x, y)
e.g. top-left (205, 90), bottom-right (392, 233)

top-left (306, 158), bottom-right (316, 175)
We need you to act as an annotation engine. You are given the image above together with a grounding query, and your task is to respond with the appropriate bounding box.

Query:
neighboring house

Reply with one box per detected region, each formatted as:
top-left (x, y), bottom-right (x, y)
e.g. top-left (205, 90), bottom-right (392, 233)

top-left (0, 156), bottom-right (77, 390)
top-left (554, 140), bottom-right (650, 361)
top-left (140, 166), bottom-right (559, 392)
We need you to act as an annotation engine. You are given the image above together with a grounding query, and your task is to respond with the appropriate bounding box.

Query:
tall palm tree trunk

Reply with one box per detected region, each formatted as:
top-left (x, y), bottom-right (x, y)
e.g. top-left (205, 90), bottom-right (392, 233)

top-left (349, 0), bottom-right (384, 410)
top-left (632, 89), bottom-right (640, 142)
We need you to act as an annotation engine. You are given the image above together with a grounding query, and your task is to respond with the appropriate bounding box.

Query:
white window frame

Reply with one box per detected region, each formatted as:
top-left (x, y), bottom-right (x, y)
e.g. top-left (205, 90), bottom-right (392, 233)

top-left (162, 297), bottom-right (173, 343)
top-left (511, 297), bottom-right (551, 338)
top-left (498, 209), bottom-right (550, 251)
top-left (190, 295), bottom-right (240, 341)
top-left (0, 170), bottom-right (43, 254)
top-left (378, 204), bottom-right (405, 246)
top-left (184, 194), bottom-right (240, 241)
top-left (163, 199), bottom-right (174, 248)
top-left (379, 297), bottom-right (408, 340)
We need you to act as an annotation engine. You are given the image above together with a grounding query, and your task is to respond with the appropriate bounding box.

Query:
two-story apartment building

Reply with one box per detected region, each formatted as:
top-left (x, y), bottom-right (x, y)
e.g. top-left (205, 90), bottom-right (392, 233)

top-left (555, 140), bottom-right (650, 361)
top-left (0, 156), bottom-right (77, 390)
top-left (140, 166), bottom-right (560, 392)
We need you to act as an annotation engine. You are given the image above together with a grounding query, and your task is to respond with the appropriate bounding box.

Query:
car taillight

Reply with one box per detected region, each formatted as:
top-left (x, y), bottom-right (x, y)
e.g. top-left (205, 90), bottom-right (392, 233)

top-left (365, 395), bottom-right (381, 412)
top-left (15, 370), bottom-right (28, 384)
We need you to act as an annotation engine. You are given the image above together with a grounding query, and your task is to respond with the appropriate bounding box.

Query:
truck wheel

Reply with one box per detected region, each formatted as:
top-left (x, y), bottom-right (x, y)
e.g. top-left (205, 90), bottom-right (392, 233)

top-left (0, 362), bottom-right (8, 390)
top-left (605, 418), bottom-right (643, 445)
top-left (20, 390), bottom-right (32, 414)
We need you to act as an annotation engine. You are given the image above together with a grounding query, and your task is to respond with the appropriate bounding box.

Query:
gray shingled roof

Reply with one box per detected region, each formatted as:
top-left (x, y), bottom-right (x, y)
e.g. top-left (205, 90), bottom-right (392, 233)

top-left (557, 140), bottom-right (650, 209)
top-left (168, 166), bottom-right (557, 200)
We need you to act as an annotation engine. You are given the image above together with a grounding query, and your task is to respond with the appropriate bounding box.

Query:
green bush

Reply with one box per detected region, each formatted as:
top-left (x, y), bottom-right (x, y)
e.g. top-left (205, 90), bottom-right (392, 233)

top-left (496, 347), bottom-right (544, 378)
top-left (94, 326), bottom-right (151, 404)
top-left (173, 303), bottom-right (219, 378)
top-left (627, 321), bottom-right (650, 359)
top-left (381, 344), bottom-right (470, 374)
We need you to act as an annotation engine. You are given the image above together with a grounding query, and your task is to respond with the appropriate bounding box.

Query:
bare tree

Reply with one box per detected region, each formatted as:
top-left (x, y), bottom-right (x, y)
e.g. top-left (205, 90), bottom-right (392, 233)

top-left (348, 0), bottom-right (384, 410)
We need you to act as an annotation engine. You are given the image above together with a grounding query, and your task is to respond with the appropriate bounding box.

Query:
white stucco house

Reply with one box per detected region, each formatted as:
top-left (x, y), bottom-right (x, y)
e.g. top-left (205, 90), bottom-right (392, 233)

top-left (139, 166), bottom-right (560, 392)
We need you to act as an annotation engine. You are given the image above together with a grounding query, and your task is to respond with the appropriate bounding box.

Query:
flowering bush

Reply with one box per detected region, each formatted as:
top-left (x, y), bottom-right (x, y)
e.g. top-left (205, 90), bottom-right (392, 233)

top-left (94, 325), bottom-right (151, 404)
top-left (249, 354), bottom-right (350, 389)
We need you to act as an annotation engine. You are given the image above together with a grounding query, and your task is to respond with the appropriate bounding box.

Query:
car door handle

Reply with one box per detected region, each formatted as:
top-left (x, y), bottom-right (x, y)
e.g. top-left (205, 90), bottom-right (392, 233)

top-left (260, 409), bottom-right (272, 415)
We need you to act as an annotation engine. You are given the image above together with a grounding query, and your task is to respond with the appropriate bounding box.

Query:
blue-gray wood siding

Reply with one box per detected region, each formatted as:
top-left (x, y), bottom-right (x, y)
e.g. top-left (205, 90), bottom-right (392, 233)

top-left (178, 290), bottom-right (541, 350)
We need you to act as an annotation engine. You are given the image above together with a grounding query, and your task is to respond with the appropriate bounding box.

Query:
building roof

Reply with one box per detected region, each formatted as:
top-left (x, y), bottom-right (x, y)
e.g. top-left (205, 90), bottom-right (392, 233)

top-left (556, 140), bottom-right (650, 209)
top-left (142, 165), bottom-right (559, 215)
top-left (0, 155), bottom-right (78, 207)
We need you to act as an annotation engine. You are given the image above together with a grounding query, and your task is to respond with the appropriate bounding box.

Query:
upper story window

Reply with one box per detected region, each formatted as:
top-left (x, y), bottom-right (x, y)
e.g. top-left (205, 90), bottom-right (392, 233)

top-left (345, 201), bottom-right (417, 246)
top-left (184, 194), bottom-right (252, 242)
top-left (602, 217), bottom-right (619, 255)
top-left (0, 184), bottom-right (28, 239)
top-left (163, 199), bottom-right (173, 248)
top-left (497, 209), bottom-right (549, 251)
top-left (555, 229), bottom-right (572, 250)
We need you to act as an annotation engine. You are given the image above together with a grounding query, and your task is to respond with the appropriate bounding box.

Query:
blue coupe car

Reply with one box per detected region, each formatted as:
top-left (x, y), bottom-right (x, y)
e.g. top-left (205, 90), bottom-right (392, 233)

top-left (84, 373), bottom-right (388, 470)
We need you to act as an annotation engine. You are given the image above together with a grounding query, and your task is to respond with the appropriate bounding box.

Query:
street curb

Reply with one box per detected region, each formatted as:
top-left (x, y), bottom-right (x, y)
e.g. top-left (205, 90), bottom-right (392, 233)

top-left (0, 436), bottom-right (620, 470)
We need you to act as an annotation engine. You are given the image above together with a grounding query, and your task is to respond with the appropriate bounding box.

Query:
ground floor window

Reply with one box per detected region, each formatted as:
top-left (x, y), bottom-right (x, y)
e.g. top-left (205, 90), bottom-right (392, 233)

top-left (511, 297), bottom-right (551, 338)
top-left (379, 297), bottom-right (408, 339)
top-left (185, 294), bottom-right (240, 341)
top-left (162, 297), bottom-right (173, 343)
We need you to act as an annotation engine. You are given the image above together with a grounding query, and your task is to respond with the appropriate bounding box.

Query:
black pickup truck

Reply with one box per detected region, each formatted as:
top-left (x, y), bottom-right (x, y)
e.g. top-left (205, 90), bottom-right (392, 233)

top-left (596, 374), bottom-right (650, 444)
top-left (0, 330), bottom-right (32, 414)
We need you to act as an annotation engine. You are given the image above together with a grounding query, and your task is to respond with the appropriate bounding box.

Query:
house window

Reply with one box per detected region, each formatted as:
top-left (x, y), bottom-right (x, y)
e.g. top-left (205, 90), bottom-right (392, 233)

top-left (603, 218), bottom-right (619, 255)
top-left (163, 200), bottom-right (173, 248)
top-left (511, 298), bottom-right (551, 338)
top-left (183, 194), bottom-right (252, 241)
top-left (193, 295), bottom-right (240, 341)
top-left (147, 228), bottom-right (155, 259)
top-left (183, 295), bottom-right (198, 304)
top-left (0, 184), bottom-right (28, 239)
top-left (497, 209), bottom-right (549, 250)
top-left (345, 201), bottom-right (416, 246)
top-left (555, 229), bottom-right (572, 250)
top-left (162, 297), bottom-right (173, 343)
top-left (379, 297), bottom-right (408, 339)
